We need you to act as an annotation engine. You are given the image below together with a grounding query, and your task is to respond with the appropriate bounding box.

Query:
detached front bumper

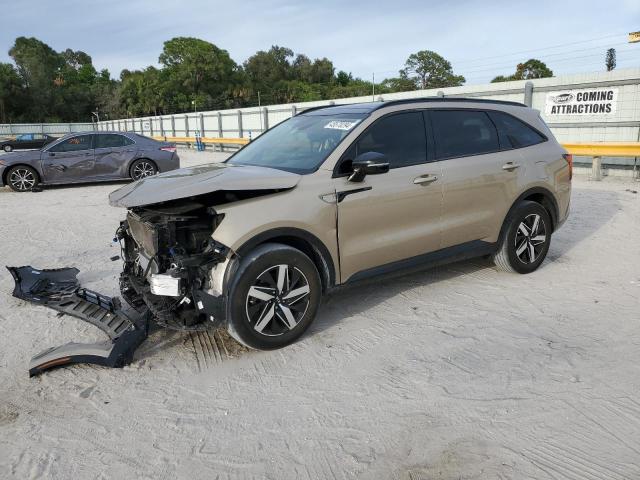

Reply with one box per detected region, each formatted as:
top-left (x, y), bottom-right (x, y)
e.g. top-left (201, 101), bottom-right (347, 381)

top-left (7, 265), bottom-right (150, 377)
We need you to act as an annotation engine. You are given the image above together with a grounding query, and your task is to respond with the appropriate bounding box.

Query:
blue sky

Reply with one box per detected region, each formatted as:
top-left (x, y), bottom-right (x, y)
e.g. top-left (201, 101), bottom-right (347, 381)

top-left (0, 0), bottom-right (638, 84)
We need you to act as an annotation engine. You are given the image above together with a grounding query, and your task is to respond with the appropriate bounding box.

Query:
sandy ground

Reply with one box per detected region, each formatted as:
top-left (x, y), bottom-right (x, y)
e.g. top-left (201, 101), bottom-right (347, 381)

top-left (0, 149), bottom-right (639, 479)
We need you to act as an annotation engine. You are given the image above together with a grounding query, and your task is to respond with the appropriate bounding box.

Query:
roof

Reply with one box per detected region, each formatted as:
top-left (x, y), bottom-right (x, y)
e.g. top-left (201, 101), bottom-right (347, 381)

top-left (301, 97), bottom-right (526, 115)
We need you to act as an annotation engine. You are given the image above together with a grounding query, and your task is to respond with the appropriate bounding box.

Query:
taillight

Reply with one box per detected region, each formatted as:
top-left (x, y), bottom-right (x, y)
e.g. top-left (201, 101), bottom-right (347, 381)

top-left (160, 146), bottom-right (176, 153)
top-left (562, 153), bottom-right (573, 180)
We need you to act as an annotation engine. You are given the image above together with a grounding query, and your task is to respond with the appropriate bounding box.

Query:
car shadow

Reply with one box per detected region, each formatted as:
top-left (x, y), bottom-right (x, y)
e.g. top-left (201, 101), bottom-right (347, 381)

top-left (31, 180), bottom-right (131, 191)
top-left (544, 186), bottom-right (620, 260)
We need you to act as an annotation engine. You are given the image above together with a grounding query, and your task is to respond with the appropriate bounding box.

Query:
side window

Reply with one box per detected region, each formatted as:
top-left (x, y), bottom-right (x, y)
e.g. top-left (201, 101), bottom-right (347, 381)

top-left (95, 134), bottom-right (128, 149)
top-left (49, 135), bottom-right (94, 153)
top-left (431, 110), bottom-right (499, 159)
top-left (488, 111), bottom-right (546, 149)
top-left (355, 111), bottom-right (427, 169)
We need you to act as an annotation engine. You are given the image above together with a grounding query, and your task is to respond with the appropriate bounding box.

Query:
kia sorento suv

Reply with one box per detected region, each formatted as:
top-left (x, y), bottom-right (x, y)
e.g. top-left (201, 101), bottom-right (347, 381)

top-left (109, 98), bottom-right (571, 350)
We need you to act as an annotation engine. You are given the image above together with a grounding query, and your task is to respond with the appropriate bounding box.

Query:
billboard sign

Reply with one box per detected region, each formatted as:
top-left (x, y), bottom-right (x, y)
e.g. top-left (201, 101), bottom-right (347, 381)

top-left (545, 87), bottom-right (618, 116)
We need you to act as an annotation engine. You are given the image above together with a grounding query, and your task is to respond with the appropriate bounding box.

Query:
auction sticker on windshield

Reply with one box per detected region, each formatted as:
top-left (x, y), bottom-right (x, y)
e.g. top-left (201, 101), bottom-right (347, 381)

top-left (324, 120), bottom-right (360, 130)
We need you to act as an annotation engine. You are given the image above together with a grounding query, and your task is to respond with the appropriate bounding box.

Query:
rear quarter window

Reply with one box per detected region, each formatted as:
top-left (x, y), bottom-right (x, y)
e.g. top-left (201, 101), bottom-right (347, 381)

top-left (488, 111), bottom-right (546, 149)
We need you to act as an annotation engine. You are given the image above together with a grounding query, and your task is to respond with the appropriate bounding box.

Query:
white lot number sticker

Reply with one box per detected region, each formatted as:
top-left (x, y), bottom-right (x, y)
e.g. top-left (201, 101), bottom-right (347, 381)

top-left (324, 120), bottom-right (359, 131)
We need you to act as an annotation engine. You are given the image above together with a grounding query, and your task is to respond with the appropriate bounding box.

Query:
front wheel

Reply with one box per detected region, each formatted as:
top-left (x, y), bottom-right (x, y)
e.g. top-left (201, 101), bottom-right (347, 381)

top-left (3, 145), bottom-right (12, 152)
top-left (493, 201), bottom-right (551, 274)
top-left (7, 165), bottom-right (39, 192)
top-left (226, 243), bottom-right (322, 350)
top-left (130, 159), bottom-right (157, 180)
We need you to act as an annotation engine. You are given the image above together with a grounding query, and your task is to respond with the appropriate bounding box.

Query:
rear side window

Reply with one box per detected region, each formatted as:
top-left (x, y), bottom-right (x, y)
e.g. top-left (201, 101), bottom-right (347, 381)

top-left (95, 134), bottom-right (133, 148)
top-left (488, 111), bottom-right (546, 149)
top-left (355, 111), bottom-right (427, 168)
top-left (431, 110), bottom-right (499, 159)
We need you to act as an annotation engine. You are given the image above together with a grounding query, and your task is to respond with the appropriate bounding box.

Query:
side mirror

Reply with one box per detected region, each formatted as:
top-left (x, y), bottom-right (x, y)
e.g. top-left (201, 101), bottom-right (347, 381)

top-left (348, 151), bottom-right (389, 182)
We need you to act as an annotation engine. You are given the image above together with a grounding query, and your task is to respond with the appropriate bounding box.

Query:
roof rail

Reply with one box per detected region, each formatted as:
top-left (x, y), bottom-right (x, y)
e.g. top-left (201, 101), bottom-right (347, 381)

top-left (375, 97), bottom-right (527, 109)
top-left (295, 96), bottom-right (527, 116)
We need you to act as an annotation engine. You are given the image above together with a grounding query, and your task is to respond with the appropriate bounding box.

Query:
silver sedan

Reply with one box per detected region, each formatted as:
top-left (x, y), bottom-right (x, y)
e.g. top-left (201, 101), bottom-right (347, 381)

top-left (0, 131), bottom-right (180, 192)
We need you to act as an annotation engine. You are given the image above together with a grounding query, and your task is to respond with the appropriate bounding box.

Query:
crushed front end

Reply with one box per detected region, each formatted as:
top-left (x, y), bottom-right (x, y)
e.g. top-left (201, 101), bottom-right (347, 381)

top-left (116, 200), bottom-right (230, 331)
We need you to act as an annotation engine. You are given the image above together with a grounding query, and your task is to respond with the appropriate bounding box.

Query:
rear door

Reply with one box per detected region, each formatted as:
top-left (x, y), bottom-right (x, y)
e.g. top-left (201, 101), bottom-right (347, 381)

top-left (428, 109), bottom-right (518, 248)
top-left (334, 111), bottom-right (442, 282)
top-left (41, 134), bottom-right (96, 183)
top-left (93, 134), bottom-right (137, 178)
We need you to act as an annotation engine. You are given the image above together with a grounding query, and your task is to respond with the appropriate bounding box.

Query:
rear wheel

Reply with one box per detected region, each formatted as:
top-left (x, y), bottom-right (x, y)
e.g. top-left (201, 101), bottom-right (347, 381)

top-left (493, 201), bottom-right (551, 274)
top-left (3, 144), bottom-right (12, 152)
top-left (130, 159), bottom-right (157, 180)
top-left (226, 243), bottom-right (322, 350)
top-left (7, 165), bottom-right (38, 192)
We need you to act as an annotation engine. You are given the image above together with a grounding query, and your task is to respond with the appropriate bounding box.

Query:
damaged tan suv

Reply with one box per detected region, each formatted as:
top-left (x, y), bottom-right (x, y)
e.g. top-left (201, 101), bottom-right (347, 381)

top-left (109, 98), bottom-right (571, 350)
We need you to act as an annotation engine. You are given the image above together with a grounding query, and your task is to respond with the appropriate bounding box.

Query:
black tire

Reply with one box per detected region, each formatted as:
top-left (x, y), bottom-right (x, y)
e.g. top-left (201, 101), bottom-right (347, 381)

top-left (493, 201), bottom-right (551, 274)
top-left (3, 144), bottom-right (12, 152)
top-left (6, 165), bottom-right (39, 192)
top-left (130, 159), bottom-right (157, 180)
top-left (226, 243), bottom-right (322, 350)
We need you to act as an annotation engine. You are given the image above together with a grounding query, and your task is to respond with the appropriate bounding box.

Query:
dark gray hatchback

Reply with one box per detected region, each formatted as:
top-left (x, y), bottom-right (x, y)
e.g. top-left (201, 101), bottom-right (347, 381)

top-left (0, 131), bottom-right (180, 191)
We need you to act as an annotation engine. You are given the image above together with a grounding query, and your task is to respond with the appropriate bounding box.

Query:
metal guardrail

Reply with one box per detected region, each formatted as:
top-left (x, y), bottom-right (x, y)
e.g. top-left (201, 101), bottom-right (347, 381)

top-left (562, 142), bottom-right (640, 180)
top-left (151, 135), bottom-right (249, 147)
top-left (562, 142), bottom-right (640, 157)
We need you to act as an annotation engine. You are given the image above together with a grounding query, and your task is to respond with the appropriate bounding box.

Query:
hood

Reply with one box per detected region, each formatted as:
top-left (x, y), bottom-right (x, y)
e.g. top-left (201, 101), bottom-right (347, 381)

top-left (1, 150), bottom-right (41, 164)
top-left (109, 162), bottom-right (301, 208)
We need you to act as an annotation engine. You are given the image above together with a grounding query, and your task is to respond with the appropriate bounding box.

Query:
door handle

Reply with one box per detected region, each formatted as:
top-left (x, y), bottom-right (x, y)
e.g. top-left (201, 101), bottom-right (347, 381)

top-left (413, 174), bottom-right (438, 185)
top-left (502, 162), bottom-right (521, 171)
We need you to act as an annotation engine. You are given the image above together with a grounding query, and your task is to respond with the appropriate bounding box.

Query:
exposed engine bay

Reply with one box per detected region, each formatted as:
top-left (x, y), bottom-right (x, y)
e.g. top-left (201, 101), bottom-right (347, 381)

top-left (117, 198), bottom-right (232, 331)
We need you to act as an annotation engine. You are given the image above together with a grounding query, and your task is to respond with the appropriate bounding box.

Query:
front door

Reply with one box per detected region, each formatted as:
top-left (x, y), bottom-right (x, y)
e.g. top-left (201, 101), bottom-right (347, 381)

top-left (334, 111), bottom-right (442, 282)
top-left (41, 134), bottom-right (96, 183)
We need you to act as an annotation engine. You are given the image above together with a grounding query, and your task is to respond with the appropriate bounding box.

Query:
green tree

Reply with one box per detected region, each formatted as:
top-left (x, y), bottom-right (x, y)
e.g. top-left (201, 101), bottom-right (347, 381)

top-left (310, 58), bottom-right (334, 84)
top-left (492, 58), bottom-right (553, 82)
top-left (605, 48), bottom-right (616, 71)
top-left (9, 37), bottom-right (63, 121)
top-left (292, 54), bottom-right (313, 83)
top-left (159, 37), bottom-right (238, 111)
top-left (0, 63), bottom-right (27, 122)
top-left (399, 50), bottom-right (465, 89)
top-left (335, 71), bottom-right (353, 87)
top-left (244, 46), bottom-right (294, 91)
top-left (381, 76), bottom-right (416, 92)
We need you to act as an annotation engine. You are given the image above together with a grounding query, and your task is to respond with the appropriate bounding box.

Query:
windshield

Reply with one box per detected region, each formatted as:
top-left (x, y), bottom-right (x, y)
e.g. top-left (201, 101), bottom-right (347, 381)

top-left (228, 113), bottom-right (367, 173)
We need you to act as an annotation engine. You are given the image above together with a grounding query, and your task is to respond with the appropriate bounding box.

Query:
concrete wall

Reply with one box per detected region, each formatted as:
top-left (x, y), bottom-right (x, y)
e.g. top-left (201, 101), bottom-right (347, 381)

top-left (0, 123), bottom-right (95, 137)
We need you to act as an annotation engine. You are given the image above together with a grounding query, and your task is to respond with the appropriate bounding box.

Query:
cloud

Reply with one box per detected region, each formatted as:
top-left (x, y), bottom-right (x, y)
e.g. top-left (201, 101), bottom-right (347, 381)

top-left (1, 0), bottom-right (637, 84)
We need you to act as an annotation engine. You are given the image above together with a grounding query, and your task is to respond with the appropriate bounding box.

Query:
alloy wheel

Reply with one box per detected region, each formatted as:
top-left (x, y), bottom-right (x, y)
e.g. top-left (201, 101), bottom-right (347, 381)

top-left (132, 161), bottom-right (155, 179)
top-left (514, 213), bottom-right (547, 264)
top-left (9, 168), bottom-right (36, 191)
top-left (245, 264), bottom-right (311, 336)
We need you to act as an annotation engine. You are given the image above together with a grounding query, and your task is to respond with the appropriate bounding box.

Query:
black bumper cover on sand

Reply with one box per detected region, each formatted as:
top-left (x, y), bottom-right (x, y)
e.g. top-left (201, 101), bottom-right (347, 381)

top-left (7, 265), bottom-right (150, 377)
